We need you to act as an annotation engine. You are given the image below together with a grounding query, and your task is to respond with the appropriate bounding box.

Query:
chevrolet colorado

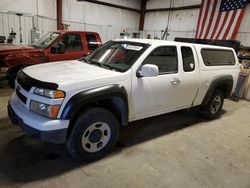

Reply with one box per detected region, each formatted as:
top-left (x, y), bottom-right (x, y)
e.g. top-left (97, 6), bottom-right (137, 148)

top-left (8, 39), bottom-right (240, 161)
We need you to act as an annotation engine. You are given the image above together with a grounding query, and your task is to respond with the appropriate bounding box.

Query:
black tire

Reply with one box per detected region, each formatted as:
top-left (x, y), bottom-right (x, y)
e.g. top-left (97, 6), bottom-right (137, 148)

top-left (66, 107), bottom-right (120, 162)
top-left (201, 89), bottom-right (224, 119)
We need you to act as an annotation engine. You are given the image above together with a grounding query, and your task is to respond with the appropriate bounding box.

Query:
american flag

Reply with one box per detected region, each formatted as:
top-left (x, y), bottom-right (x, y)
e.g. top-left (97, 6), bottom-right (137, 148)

top-left (195, 0), bottom-right (247, 40)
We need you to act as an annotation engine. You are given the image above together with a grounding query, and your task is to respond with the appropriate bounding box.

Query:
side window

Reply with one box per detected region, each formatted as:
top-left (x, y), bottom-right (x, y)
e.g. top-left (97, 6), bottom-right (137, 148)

top-left (86, 34), bottom-right (99, 51)
top-left (143, 46), bottom-right (178, 74)
top-left (181, 46), bottom-right (195, 72)
top-left (62, 34), bottom-right (83, 51)
top-left (201, 49), bottom-right (235, 66)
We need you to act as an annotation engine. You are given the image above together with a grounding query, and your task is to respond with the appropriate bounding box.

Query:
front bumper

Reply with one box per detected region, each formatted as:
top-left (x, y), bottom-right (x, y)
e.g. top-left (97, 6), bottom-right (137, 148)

top-left (8, 93), bottom-right (69, 144)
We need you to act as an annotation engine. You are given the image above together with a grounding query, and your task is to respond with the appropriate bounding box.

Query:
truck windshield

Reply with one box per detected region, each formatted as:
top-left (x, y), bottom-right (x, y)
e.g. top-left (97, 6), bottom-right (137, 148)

top-left (32, 32), bottom-right (60, 49)
top-left (82, 41), bottom-right (149, 72)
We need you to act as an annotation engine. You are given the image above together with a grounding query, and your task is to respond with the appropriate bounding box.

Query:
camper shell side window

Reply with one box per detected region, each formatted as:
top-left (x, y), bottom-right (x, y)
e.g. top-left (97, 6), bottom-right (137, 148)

top-left (201, 49), bottom-right (236, 66)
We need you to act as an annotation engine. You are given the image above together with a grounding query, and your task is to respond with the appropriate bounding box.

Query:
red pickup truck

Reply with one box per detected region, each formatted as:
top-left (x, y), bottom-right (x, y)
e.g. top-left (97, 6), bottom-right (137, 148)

top-left (0, 30), bottom-right (102, 86)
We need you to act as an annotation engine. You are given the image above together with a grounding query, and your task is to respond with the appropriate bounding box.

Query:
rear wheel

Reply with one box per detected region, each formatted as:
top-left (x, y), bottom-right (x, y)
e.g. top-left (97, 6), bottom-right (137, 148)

top-left (201, 89), bottom-right (224, 119)
top-left (66, 107), bottom-right (120, 162)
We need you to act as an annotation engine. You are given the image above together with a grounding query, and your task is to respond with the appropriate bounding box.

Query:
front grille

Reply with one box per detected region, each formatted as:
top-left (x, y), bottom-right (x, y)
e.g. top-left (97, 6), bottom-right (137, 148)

top-left (16, 89), bottom-right (27, 104)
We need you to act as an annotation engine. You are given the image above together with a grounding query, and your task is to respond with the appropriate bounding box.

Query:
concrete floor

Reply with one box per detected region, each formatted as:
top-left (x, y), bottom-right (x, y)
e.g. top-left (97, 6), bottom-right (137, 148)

top-left (0, 86), bottom-right (250, 188)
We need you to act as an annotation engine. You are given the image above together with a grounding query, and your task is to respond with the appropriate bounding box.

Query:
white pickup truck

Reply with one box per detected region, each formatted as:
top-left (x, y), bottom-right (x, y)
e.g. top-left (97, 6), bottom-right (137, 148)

top-left (8, 39), bottom-right (240, 161)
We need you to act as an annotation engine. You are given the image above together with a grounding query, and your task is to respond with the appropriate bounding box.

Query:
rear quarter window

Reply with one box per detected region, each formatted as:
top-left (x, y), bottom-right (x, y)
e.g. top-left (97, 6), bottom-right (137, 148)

top-left (86, 34), bottom-right (99, 51)
top-left (201, 49), bottom-right (236, 66)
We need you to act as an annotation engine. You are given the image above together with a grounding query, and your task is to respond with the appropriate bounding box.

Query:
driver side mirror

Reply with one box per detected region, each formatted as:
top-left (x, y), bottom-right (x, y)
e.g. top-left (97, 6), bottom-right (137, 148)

top-left (51, 42), bottom-right (65, 54)
top-left (138, 64), bottom-right (159, 77)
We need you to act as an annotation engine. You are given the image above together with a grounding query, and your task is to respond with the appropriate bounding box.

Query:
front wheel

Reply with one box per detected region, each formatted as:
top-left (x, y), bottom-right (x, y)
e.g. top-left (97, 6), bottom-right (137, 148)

top-left (66, 107), bottom-right (120, 162)
top-left (201, 89), bottom-right (224, 119)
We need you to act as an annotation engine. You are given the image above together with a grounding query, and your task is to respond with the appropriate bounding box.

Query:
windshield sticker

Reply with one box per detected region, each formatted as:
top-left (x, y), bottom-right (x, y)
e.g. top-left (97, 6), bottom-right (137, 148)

top-left (125, 45), bottom-right (143, 51)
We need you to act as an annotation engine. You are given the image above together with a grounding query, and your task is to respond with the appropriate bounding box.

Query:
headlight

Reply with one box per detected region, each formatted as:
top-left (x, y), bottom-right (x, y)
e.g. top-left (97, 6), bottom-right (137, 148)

top-left (30, 100), bottom-right (61, 118)
top-left (34, 88), bottom-right (65, 98)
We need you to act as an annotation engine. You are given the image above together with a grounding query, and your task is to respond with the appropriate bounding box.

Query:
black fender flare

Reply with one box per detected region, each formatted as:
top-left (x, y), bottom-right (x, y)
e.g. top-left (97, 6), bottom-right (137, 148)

top-left (202, 75), bottom-right (233, 105)
top-left (60, 84), bottom-right (128, 126)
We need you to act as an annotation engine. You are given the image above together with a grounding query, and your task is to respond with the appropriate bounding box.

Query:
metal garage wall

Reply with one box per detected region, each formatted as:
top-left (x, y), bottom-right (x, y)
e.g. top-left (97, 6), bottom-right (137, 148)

top-left (62, 0), bottom-right (141, 42)
top-left (0, 0), bottom-right (140, 44)
top-left (0, 12), bottom-right (32, 44)
top-left (144, 0), bottom-right (201, 40)
top-left (236, 5), bottom-right (250, 46)
top-left (0, 0), bottom-right (56, 45)
top-left (144, 0), bottom-right (250, 46)
top-left (144, 9), bottom-right (199, 39)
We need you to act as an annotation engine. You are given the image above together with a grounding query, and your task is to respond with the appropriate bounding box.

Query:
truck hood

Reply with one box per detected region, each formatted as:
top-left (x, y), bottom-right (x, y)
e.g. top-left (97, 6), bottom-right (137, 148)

top-left (0, 44), bottom-right (36, 54)
top-left (22, 60), bottom-right (121, 86)
top-left (0, 44), bottom-right (47, 67)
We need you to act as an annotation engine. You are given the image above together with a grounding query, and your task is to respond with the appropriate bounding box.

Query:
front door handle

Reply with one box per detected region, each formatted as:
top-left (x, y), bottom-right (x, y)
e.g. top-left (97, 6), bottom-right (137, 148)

top-left (170, 78), bottom-right (181, 85)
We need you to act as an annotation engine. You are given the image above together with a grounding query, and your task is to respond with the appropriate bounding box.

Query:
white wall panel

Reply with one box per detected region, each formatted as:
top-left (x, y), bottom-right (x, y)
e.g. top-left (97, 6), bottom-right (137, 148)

top-left (62, 0), bottom-right (140, 42)
top-left (0, 0), bottom-right (56, 45)
top-left (144, 0), bottom-right (200, 40)
top-left (0, 0), bottom-right (36, 15)
top-left (0, 0), bottom-right (139, 44)
top-left (37, 0), bottom-right (56, 19)
top-left (144, 8), bottom-right (199, 40)
top-left (237, 5), bottom-right (250, 46)
top-left (0, 0), bottom-right (56, 18)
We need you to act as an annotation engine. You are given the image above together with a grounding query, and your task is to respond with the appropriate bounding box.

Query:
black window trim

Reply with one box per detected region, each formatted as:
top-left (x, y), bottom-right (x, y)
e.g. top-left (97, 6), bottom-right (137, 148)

top-left (201, 48), bottom-right (236, 66)
top-left (141, 45), bottom-right (179, 75)
top-left (181, 46), bottom-right (195, 72)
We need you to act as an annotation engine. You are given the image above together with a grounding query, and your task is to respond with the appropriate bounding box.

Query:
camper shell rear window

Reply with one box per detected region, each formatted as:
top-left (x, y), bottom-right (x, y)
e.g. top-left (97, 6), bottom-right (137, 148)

top-left (201, 49), bottom-right (235, 66)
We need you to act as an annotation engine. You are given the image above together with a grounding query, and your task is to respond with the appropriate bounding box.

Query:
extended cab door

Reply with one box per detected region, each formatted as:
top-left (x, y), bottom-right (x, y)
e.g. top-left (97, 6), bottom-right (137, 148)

top-left (48, 33), bottom-right (85, 62)
top-left (176, 45), bottom-right (199, 107)
top-left (131, 45), bottom-right (199, 120)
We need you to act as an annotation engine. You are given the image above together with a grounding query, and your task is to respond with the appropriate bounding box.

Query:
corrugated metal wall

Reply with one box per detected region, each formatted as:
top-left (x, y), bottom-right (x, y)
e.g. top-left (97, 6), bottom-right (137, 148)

top-left (0, 0), bottom-right (140, 45)
top-left (0, 0), bottom-right (249, 46)
top-left (144, 0), bottom-right (250, 46)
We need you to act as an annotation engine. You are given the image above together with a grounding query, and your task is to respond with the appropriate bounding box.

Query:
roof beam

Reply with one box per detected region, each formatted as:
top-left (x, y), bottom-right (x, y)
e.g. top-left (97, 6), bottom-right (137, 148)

top-left (145, 4), bottom-right (201, 12)
top-left (139, 0), bottom-right (147, 31)
top-left (77, 0), bottom-right (140, 13)
top-left (57, 0), bottom-right (62, 30)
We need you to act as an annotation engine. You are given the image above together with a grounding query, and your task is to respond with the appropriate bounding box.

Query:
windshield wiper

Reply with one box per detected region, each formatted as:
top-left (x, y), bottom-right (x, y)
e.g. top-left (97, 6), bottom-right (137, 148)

top-left (82, 57), bottom-right (91, 64)
top-left (82, 58), bottom-right (118, 71)
top-left (91, 61), bottom-right (112, 70)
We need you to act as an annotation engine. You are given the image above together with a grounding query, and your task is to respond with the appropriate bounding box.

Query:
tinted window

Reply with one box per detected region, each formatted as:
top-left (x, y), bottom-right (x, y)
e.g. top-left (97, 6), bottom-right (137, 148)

top-left (201, 49), bottom-right (235, 66)
top-left (63, 34), bottom-right (83, 51)
top-left (181, 47), bottom-right (195, 72)
top-left (86, 34), bottom-right (99, 50)
top-left (143, 46), bottom-right (178, 74)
